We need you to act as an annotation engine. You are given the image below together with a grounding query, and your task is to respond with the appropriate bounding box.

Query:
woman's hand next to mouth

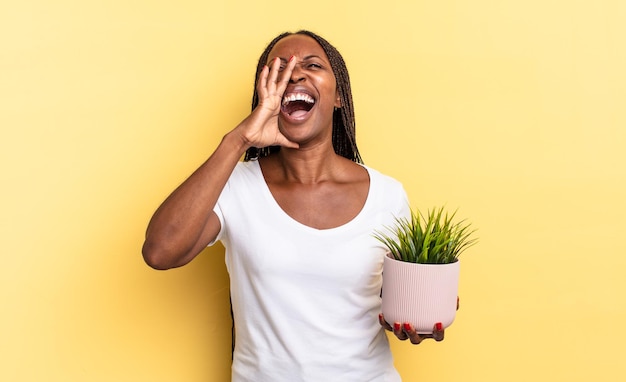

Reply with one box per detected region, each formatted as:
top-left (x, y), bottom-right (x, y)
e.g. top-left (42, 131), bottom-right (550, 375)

top-left (234, 55), bottom-right (299, 150)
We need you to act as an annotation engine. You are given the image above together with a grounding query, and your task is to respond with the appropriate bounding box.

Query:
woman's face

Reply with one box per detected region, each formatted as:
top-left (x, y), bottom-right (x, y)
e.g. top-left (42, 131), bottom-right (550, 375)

top-left (266, 34), bottom-right (341, 146)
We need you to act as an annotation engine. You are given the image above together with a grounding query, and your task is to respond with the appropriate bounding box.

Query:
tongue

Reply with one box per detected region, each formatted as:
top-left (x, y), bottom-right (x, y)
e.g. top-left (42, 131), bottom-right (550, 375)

top-left (290, 110), bottom-right (309, 118)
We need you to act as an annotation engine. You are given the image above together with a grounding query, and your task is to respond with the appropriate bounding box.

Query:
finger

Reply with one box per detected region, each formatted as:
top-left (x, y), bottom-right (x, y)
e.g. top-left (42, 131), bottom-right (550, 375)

top-left (275, 55), bottom-right (297, 94)
top-left (393, 322), bottom-right (409, 341)
top-left (266, 57), bottom-right (282, 92)
top-left (256, 65), bottom-right (270, 98)
top-left (403, 322), bottom-right (425, 345)
top-left (378, 314), bottom-right (393, 332)
top-left (433, 322), bottom-right (445, 342)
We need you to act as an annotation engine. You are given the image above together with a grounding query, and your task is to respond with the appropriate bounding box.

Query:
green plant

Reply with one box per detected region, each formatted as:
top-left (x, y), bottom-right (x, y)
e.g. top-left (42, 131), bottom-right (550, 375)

top-left (374, 207), bottom-right (477, 264)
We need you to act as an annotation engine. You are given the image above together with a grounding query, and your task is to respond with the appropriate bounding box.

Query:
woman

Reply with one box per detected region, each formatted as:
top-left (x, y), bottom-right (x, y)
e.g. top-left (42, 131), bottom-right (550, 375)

top-left (143, 30), bottom-right (446, 381)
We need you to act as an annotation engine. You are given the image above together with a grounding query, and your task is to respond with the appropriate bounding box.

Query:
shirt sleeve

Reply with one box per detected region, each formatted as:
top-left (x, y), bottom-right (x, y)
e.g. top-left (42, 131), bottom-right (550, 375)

top-left (206, 168), bottom-right (233, 247)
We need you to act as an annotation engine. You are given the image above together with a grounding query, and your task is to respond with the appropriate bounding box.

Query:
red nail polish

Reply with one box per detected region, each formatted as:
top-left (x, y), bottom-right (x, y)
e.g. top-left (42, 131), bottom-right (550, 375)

top-left (403, 323), bottom-right (412, 332)
top-left (393, 323), bottom-right (401, 331)
top-left (289, 55), bottom-right (295, 62)
top-left (435, 322), bottom-right (443, 331)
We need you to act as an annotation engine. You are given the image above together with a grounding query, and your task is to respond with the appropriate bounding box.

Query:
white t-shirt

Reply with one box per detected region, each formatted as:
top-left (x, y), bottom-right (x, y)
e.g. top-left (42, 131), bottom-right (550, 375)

top-left (212, 160), bottom-right (410, 382)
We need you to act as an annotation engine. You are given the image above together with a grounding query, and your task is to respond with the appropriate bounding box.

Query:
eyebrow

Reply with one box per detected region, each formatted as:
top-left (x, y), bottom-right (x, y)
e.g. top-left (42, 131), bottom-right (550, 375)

top-left (301, 55), bottom-right (323, 61)
top-left (270, 54), bottom-right (326, 64)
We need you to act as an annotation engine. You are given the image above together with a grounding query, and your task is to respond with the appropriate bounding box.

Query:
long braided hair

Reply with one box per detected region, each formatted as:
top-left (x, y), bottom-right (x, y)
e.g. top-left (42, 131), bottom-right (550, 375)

top-left (243, 30), bottom-right (362, 164)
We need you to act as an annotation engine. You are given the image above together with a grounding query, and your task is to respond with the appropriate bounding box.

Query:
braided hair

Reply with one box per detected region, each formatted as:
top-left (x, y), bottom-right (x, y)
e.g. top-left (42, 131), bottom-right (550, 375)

top-left (243, 30), bottom-right (362, 164)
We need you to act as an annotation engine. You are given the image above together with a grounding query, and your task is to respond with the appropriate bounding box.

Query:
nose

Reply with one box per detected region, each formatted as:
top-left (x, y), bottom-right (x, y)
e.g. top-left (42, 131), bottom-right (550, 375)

top-left (289, 64), bottom-right (305, 83)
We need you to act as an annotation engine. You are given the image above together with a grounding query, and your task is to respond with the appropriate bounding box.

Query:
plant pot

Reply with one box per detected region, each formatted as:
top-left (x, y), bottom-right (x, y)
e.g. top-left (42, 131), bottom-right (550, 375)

top-left (382, 254), bottom-right (460, 334)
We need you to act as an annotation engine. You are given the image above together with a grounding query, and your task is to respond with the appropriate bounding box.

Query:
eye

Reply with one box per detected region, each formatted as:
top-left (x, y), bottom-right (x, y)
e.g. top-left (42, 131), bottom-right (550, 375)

top-left (307, 63), bottom-right (322, 69)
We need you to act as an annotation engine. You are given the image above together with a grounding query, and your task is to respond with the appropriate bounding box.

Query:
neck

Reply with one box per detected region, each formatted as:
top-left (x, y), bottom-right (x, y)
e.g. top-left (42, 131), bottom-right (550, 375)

top-left (273, 143), bottom-right (343, 184)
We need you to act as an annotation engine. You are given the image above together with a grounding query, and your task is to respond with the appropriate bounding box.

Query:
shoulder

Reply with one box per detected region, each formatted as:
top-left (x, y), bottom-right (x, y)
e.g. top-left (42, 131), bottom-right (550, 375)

top-left (230, 160), bottom-right (261, 179)
top-left (234, 159), bottom-right (259, 172)
top-left (220, 160), bottom-right (263, 195)
top-left (363, 165), bottom-right (404, 190)
top-left (363, 165), bottom-right (411, 217)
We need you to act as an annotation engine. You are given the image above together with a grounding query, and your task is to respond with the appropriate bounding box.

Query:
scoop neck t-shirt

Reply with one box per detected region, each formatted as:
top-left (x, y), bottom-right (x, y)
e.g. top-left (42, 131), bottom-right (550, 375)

top-left (212, 160), bottom-right (410, 382)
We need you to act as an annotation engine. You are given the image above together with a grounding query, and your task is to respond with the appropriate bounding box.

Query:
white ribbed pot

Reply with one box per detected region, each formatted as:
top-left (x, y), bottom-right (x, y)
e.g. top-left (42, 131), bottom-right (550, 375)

top-left (382, 254), bottom-right (460, 334)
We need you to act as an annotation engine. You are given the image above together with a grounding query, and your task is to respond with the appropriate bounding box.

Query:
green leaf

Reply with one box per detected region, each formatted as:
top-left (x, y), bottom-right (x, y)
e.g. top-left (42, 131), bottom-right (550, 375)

top-left (373, 206), bottom-right (478, 264)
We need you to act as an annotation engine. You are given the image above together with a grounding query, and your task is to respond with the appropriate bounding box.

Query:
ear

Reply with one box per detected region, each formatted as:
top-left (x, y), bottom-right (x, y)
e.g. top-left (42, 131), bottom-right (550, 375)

top-left (334, 91), bottom-right (342, 108)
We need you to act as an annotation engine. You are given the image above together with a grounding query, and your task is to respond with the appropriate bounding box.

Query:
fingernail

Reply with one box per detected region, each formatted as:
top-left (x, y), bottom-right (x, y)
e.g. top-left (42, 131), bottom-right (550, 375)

top-left (289, 55), bottom-right (295, 62)
top-left (435, 322), bottom-right (443, 331)
top-left (393, 323), bottom-right (401, 332)
top-left (403, 323), bottom-right (412, 332)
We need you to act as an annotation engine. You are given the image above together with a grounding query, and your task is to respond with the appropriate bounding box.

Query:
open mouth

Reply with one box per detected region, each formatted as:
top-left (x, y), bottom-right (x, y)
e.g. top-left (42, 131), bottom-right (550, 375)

top-left (281, 92), bottom-right (316, 119)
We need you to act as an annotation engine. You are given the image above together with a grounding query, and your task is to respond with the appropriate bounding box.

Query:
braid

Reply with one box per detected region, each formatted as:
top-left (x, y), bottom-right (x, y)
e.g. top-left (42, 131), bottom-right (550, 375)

top-left (244, 30), bottom-right (362, 164)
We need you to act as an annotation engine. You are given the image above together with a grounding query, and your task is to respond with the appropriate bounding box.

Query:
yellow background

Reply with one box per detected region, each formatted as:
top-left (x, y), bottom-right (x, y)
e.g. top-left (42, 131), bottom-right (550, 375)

top-left (2, 0), bottom-right (625, 381)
